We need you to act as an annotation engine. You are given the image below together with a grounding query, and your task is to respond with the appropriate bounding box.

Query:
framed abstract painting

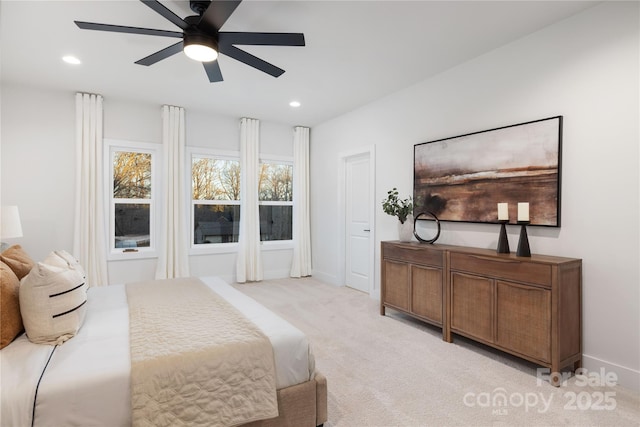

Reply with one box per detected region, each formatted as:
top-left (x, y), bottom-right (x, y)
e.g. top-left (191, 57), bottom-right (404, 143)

top-left (413, 116), bottom-right (562, 227)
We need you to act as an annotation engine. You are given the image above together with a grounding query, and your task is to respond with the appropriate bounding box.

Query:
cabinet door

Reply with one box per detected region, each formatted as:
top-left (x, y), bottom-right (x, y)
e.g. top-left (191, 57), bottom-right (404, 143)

top-left (411, 265), bottom-right (442, 324)
top-left (450, 272), bottom-right (493, 343)
top-left (496, 281), bottom-right (551, 363)
top-left (383, 259), bottom-right (409, 311)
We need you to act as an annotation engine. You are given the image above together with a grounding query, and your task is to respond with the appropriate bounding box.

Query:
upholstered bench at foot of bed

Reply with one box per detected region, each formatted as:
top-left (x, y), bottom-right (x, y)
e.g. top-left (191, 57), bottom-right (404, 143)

top-left (242, 371), bottom-right (327, 427)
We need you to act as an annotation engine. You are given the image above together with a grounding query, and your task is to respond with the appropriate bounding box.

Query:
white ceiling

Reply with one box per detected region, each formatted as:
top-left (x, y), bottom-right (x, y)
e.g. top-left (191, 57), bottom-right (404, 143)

top-left (1, 0), bottom-right (599, 127)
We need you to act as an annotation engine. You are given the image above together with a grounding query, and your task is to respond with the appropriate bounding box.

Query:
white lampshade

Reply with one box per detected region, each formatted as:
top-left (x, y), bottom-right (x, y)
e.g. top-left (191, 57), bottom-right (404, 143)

top-left (1, 206), bottom-right (23, 239)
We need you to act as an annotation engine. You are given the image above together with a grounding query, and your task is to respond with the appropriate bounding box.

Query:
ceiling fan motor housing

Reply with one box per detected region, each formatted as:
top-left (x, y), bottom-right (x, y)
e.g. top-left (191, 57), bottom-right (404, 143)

top-left (183, 14), bottom-right (218, 54)
top-left (184, 31), bottom-right (219, 52)
top-left (190, 0), bottom-right (212, 16)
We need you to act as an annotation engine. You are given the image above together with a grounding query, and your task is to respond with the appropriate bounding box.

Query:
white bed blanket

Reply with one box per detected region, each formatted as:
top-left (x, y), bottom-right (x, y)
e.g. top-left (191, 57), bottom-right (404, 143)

top-left (127, 278), bottom-right (278, 427)
top-left (0, 276), bottom-right (314, 427)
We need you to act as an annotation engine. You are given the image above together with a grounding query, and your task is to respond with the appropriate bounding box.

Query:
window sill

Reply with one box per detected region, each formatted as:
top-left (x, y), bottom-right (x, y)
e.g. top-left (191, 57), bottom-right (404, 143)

top-left (261, 240), bottom-right (293, 251)
top-left (108, 250), bottom-right (157, 261)
top-left (189, 240), bottom-right (293, 256)
top-left (190, 243), bottom-right (239, 256)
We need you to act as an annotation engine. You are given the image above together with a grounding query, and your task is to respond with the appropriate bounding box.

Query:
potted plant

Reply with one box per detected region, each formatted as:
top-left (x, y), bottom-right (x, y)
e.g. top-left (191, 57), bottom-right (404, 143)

top-left (382, 188), bottom-right (413, 223)
top-left (382, 188), bottom-right (414, 242)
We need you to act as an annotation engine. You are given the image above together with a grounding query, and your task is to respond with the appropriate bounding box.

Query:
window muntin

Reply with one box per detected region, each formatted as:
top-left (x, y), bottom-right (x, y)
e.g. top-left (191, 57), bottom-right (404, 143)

top-left (259, 161), bottom-right (293, 241)
top-left (192, 155), bottom-right (241, 245)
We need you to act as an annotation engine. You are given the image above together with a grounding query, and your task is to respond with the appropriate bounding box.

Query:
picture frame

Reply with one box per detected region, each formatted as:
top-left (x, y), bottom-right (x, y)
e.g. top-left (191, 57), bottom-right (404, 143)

top-left (413, 116), bottom-right (562, 227)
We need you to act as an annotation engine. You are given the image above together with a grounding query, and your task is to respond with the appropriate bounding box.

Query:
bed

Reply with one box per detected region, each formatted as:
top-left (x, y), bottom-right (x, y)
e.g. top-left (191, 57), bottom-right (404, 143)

top-left (0, 275), bottom-right (327, 427)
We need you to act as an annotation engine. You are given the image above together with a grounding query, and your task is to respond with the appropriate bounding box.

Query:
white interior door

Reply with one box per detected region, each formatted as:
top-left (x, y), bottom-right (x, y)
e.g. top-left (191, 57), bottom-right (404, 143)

top-left (345, 153), bottom-right (371, 293)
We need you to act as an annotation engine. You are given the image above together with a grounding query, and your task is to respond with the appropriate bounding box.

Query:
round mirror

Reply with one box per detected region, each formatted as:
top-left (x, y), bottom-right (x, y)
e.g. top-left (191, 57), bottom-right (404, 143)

top-left (413, 211), bottom-right (441, 244)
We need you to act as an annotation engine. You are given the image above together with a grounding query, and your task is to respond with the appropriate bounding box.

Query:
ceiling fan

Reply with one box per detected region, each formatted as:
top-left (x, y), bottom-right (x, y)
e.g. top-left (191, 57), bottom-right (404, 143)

top-left (74, 0), bottom-right (305, 82)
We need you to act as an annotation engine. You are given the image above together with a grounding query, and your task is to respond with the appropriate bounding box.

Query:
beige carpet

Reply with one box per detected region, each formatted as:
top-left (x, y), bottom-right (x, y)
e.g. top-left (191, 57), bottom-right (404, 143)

top-left (233, 277), bottom-right (640, 427)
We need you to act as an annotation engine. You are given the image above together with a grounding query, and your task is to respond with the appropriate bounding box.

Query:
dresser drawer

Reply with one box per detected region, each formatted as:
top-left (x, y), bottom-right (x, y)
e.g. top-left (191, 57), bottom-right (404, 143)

top-left (449, 252), bottom-right (552, 287)
top-left (382, 243), bottom-right (443, 267)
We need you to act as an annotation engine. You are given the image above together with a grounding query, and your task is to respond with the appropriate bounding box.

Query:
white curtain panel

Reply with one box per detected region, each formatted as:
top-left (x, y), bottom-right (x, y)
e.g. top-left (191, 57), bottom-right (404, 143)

top-left (73, 93), bottom-right (108, 287)
top-left (155, 105), bottom-right (190, 279)
top-left (236, 118), bottom-right (263, 283)
top-left (290, 126), bottom-right (312, 277)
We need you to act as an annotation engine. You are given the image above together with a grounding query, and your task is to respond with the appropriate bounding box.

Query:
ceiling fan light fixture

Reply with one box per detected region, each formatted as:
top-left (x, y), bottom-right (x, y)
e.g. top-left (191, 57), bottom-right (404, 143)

top-left (183, 33), bottom-right (218, 62)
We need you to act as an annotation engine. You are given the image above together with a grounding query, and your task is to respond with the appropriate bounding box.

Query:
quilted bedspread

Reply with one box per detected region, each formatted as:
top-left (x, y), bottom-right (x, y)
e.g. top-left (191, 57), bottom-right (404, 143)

top-left (125, 278), bottom-right (278, 427)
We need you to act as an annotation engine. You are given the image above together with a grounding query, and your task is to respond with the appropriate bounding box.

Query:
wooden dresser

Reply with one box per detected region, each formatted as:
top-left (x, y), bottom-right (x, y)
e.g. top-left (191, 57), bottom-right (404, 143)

top-left (381, 241), bottom-right (446, 334)
top-left (381, 241), bottom-right (582, 381)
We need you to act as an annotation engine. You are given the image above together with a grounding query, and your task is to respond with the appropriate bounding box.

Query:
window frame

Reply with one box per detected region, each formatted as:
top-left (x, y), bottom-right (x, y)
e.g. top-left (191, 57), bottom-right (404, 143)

top-left (259, 154), bottom-right (294, 247)
top-left (104, 139), bottom-right (161, 261)
top-left (189, 147), bottom-right (241, 255)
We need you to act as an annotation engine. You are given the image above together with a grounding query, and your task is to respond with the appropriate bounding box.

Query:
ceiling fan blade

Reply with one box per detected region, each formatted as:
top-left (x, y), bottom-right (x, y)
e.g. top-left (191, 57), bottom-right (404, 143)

top-left (219, 45), bottom-right (284, 77)
top-left (219, 32), bottom-right (305, 47)
top-left (203, 61), bottom-right (224, 82)
top-left (140, 0), bottom-right (189, 31)
top-left (75, 21), bottom-right (183, 38)
top-left (135, 41), bottom-right (184, 66)
top-left (199, 0), bottom-right (242, 33)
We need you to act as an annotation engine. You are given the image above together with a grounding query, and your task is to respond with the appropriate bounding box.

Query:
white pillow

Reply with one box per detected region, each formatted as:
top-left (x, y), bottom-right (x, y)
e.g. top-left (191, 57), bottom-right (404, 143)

top-left (19, 251), bottom-right (87, 345)
top-left (44, 250), bottom-right (86, 280)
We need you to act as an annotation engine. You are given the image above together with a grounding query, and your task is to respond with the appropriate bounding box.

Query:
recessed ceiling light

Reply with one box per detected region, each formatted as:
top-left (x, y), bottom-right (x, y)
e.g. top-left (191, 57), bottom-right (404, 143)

top-left (289, 101), bottom-right (301, 108)
top-left (62, 55), bottom-right (81, 65)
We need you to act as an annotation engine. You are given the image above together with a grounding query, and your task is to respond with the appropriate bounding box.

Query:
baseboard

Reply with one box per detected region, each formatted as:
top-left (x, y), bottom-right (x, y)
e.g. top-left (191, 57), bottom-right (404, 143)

top-left (582, 354), bottom-right (640, 393)
top-left (309, 270), bottom-right (341, 286)
top-left (262, 269), bottom-right (292, 281)
top-left (244, 269), bottom-right (343, 285)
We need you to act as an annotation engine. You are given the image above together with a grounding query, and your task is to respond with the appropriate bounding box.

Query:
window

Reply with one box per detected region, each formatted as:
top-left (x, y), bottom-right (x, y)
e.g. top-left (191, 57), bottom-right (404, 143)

top-left (191, 153), bottom-right (241, 245)
top-left (259, 160), bottom-right (293, 241)
top-left (107, 140), bottom-right (159, 256)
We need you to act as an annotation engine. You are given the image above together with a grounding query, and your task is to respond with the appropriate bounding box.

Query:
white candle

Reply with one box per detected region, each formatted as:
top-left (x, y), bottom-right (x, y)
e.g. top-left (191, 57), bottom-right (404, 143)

top-left (497, 203), bottom-right (509, 221)
top-left (518, 202), bottom-right (529, 222)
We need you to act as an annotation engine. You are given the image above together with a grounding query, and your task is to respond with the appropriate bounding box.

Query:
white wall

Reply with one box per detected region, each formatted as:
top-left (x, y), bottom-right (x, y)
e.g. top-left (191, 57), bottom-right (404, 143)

top-left (310, 2), bottom-right (639, 391)
top-left (0, 85), bottom-right (295, 285)
top-left (1, 85), bottom-right (76, 261)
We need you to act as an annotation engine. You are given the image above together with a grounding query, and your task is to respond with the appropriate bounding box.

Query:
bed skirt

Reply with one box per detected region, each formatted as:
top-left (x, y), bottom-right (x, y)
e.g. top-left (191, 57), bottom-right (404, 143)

top-left (242, 372), bottom-right (327, 427)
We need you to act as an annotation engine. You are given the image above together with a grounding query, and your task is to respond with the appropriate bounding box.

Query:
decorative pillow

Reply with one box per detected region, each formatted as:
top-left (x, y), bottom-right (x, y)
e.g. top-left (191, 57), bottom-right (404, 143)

top-left (19, 252), bottom-right (88, 345)
top-left (44, 250), bottom-right (86, 281)
top-left (1, 261), bottom-right (24, 349)
top-left (0, 244), bottom-right (35, 280)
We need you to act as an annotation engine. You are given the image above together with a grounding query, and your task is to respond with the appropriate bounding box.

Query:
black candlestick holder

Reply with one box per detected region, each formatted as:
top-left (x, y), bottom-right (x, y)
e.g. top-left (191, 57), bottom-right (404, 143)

top-left (496, 220), bottom-right (510, 254)
top-left (516, 221), bottom-right (531, 257)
